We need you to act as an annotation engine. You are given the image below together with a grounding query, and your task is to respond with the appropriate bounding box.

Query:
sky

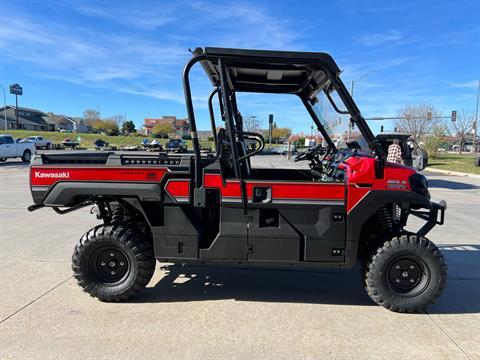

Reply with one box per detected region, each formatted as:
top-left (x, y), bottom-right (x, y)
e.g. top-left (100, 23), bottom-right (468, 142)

top-left (0, 0), bottom-right (479, 134)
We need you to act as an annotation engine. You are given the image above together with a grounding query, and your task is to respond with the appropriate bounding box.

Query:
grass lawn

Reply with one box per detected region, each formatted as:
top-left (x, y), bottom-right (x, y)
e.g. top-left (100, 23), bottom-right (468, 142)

top-left (427, 153), bottom-right (480, 175)
top-left (0, 129), bottom-right (213, 150)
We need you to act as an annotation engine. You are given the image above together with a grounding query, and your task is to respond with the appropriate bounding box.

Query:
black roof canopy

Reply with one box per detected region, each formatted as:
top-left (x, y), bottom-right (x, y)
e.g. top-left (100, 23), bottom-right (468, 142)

top-left (195, 47), bottom-right (342, 96)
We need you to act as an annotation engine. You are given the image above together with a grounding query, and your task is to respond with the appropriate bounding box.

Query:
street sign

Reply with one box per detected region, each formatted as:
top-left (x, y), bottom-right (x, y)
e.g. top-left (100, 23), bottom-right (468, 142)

top-left (268, 114), bottom-right (273, 124)
top-left (9, 84), bottom-right (23, 96)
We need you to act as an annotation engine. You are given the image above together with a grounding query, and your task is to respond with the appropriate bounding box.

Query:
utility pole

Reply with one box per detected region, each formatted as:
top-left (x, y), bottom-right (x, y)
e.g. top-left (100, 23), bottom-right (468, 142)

top-left (473, 79), bottom-right (479, 153)
top-left (349, 70), bottom-right (378, 141)
top-left (268, 114), bottom-right (273, 149)
top-left (0, 84), bottom-right (7, 130)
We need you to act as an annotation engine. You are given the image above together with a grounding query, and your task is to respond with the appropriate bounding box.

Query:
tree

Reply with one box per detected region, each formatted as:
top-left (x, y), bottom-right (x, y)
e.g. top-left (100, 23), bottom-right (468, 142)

top-left (83, 109), bottom-right (101, 127)
top-left (102, 119), bottom-right (120, 136)
top-left (449, 110), bottom-right (474, 154)
top-left (395, 104), bottom-right (442, 140)
top-left (151, 122), bottom-right (174, 138)
top-left (271, 124), bottom-right (292, 143)
top-left (121, 120), bottom-right (136, 134)
top-left (244, 115), bottom-right (260, 132)
top-left (424, 126), bottom-right (449, 159)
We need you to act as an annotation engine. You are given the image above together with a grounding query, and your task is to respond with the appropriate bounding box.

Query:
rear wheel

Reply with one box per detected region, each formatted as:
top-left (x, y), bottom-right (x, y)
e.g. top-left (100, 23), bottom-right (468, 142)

top-left (364, 235), bottom-right (447, 312)
top-left (72, 224), bottom-right (155, 301)
top-left (0, 158), bottom-right (6, 162)
top-left (21, 149), bottom-right (31, 162)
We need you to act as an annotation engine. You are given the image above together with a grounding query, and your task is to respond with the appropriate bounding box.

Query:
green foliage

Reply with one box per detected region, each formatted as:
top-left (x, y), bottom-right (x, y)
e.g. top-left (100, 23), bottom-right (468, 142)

top-left (424, 136), bottom-right (444, 159)
top-left (0, 129), bottom-right (213, 151)
top-left (428, 153), bottom-right (480, 175)
top-left (151, 122), bottom-right (174, 138)
top-left (121, 120), bottom-right (136, 134)
top-left (271, 125), bottom-right (292, 143)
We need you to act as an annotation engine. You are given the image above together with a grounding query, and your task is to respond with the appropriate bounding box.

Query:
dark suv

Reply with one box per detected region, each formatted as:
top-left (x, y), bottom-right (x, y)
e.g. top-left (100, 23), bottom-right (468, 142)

top-left (165, 138), bottom-right (187, 153)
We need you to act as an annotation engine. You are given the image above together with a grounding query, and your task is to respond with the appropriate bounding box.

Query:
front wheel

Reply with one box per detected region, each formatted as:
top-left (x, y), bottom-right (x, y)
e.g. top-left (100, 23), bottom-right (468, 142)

top-left (72, 224), bottom-right (156, 301)
top-left (21, 149), bottom-right (31, 162)
top-left (364, 235), bottom-right (447, 313)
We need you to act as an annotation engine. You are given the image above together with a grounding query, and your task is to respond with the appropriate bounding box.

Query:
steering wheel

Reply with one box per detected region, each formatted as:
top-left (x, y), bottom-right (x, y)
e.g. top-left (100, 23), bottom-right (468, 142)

top-left (294, 144), bottom-right (325, 162)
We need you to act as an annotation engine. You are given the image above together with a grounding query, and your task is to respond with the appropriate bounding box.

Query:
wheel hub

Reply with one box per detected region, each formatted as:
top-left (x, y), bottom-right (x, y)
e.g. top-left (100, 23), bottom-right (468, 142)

top-left (388, 258), bottom-right (423, 291)
top-left (94, 248), bottom-right (129, 283)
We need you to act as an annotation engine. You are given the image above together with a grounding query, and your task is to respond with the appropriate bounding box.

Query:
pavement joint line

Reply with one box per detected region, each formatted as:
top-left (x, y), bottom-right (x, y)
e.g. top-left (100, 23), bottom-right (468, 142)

top-left (0, 259), bottom-right (69, 264)
top-left (425, 310), bottom-right (472, 360)
top-left (0, 276), bottom-right (73, 325)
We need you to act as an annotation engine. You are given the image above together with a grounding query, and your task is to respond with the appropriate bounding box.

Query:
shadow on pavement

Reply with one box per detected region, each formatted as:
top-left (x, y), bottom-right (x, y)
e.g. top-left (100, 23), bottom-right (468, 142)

top-left (428, 179), bottom-right (480, 190)
top-left (135, 245), bottom-right (480, 314)
top-left (0, 161), bottom-right (30, 167)
top-left (139, 266), bottom-right (373, 306)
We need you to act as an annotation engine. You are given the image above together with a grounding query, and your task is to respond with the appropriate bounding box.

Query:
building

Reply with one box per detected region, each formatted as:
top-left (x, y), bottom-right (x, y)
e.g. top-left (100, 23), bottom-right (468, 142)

top-left (43, 113), bottom-right (91, 133)
top-left (0, 106), bottom-right (53, 131)
top-left (143, 116), bottom-right (190, 137)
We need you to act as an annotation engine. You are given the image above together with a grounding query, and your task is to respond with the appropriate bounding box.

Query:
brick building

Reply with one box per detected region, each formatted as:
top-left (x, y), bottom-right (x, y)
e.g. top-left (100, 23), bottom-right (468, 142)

top-left (143, 116), bottom-right (190, 137)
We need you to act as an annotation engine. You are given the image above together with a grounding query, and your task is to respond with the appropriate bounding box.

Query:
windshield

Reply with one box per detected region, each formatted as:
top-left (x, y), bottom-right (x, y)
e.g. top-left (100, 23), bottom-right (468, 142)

top-left (311, 89), bottom-right (369, 152)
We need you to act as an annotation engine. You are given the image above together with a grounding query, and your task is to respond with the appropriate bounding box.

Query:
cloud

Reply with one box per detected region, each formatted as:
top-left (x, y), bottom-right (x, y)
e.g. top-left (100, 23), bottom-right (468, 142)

top-left (72, 2), bottom-right (176, 30)
top-left (0, 0), bottom-right (303, 111)
top-left (356, 30), bottom-right (404, 47)
top-left (449, 80), bottom-right (479, 89)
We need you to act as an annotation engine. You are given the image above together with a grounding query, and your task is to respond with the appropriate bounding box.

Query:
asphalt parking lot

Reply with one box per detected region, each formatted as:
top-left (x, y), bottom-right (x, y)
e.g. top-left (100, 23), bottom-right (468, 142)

top-left (0, 155), bottom-right (479, 359)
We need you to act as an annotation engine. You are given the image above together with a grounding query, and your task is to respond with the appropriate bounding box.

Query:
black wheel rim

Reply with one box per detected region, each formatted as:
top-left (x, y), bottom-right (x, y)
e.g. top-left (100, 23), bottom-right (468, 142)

top-left (387, 256), bottom-right (430, 296)
top-left (91, 246), bottom-right (130, 285)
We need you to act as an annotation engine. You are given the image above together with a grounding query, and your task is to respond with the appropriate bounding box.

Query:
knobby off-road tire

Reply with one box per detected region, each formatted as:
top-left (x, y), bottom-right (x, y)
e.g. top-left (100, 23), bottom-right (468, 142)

top-left (364, 235), bottom-right (447, 313)
top-left (72, 224), bottom-right (155, 301)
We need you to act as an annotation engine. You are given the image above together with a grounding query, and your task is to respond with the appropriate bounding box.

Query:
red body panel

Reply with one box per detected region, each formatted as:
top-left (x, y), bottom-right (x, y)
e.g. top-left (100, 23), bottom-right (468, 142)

top-left (165, 179), bottom-right (191, 202)
top-left (204, 173), bottom-right (344, 202)
top-left (30, 167), bottom-right (169, 186)
top-left (344, 157), bottom-right (416, 213)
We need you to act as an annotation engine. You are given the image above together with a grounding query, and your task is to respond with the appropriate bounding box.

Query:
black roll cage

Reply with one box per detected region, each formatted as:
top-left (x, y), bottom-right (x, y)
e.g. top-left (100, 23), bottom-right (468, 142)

top-left (182, 47), bottom-right (385, 191)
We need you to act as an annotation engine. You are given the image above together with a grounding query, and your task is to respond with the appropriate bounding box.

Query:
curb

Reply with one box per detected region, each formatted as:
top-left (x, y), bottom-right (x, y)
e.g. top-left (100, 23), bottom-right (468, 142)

top-left (423, 167), bottom-right (480, 179)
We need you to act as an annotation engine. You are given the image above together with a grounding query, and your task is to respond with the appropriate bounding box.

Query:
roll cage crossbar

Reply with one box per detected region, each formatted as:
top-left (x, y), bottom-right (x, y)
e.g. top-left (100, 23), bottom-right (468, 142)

top-left (182, 47), bottom-right (386, 190)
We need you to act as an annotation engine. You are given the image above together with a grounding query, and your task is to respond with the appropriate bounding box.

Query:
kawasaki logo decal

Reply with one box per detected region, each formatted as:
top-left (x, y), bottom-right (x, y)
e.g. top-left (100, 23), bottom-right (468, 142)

top-left (35, 171), bottom-right (70, 179)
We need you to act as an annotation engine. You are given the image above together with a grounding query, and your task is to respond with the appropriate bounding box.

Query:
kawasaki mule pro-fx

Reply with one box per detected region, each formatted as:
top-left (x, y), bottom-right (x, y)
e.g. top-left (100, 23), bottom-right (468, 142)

top-left (29, 48), bottom-right (447, 312)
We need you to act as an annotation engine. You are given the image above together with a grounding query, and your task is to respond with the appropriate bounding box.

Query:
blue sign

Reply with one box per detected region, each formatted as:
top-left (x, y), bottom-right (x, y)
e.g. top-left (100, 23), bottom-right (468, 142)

top-left (9, 84), bottom-right (23, 96)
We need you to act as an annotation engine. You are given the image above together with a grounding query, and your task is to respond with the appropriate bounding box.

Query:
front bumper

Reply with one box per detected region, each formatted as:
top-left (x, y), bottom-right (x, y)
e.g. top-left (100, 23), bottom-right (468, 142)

top-left (411, 200), bottom-right (447, 237)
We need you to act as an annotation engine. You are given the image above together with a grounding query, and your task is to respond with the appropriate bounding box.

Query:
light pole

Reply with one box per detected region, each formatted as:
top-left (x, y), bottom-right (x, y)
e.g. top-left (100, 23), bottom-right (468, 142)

top-left (474, 79), bottom-right (479, 153)
top-left (349, 70), bottom-right (378, 141)
top-left (0, 84), bottom-right (7, 130)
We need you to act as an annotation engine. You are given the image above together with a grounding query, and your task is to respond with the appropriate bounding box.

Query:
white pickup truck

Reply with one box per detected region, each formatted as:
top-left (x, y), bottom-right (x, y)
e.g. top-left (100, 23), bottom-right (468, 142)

top-left (19, 136), bottom-right (53, 149)
top-left (0, 134), bottom-right (36, 162)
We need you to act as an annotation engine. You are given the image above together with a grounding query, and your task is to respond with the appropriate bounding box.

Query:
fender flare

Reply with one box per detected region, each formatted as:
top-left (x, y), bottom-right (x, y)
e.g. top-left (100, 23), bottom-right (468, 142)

top-left (344, 190), bottom-right (431, 267)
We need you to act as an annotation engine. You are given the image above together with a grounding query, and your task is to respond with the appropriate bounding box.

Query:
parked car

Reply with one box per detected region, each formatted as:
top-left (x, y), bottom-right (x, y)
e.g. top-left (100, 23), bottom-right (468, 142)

top-left (165, 138), bottom-right (187, 153)
top-left (20, 136), bottom-right (53, 149)
top-left (271, 144), bottom-right (297, 155)
top-left (0, 134), bottom-right (36, 162)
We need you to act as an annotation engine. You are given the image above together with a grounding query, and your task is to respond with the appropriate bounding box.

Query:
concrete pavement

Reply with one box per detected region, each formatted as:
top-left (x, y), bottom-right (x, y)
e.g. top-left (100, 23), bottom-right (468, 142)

top-left (0, 156), bottom-right (479, 359)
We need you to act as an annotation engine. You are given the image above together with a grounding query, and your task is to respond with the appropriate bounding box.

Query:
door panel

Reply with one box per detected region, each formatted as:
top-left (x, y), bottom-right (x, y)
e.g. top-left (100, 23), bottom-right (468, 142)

top-left (245, 180), bottom-right (346, 263)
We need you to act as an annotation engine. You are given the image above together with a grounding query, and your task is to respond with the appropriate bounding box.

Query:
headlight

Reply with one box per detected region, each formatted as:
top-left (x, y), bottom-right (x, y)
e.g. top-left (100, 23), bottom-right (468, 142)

top-left (409, 173), bottom-right (430, 199)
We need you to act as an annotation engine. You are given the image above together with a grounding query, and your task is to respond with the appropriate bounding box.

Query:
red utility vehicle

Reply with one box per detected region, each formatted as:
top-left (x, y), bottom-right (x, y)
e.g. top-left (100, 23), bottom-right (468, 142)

top-left (29, 48), bottom-right (447, 312)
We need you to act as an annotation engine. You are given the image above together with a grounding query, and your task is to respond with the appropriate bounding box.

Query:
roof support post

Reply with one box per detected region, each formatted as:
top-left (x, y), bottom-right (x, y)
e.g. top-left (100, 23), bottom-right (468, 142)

top-left (182, 54), bottom-right (207, 188)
